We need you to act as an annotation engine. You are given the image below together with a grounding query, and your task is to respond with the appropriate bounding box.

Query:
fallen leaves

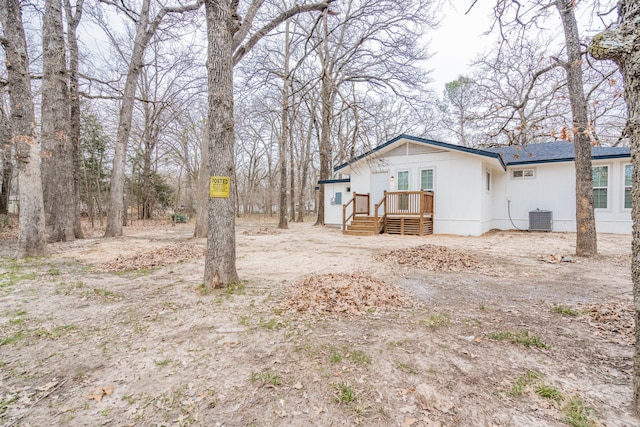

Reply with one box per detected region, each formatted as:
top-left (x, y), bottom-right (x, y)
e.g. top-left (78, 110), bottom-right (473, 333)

top-left (242, 227), bottom-right (281, 236)
top-left (282, 273), bottom-right (413, 315)
top-left (88, 385), bottom-right (115, 402)
top-left (377, 244), bottom-right (489, 273)
top-left (579, 302), bottom-right (634, 346)
top-left (99, 243), bottom-right (204, 272)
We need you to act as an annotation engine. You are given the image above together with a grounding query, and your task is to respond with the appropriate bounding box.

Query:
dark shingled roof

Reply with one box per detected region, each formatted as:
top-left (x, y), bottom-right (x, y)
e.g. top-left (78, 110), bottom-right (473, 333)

top-left (485, 141), bottom-right (630, 166)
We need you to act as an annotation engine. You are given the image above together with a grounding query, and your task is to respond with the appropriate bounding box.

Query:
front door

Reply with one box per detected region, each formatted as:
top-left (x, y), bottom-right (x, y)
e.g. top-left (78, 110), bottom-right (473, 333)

top-left (371, 172), bottom-right (388, 214)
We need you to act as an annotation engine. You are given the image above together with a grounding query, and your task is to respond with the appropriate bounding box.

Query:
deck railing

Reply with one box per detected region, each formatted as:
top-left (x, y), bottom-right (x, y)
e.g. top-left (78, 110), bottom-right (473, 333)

top-left (342, 193), bottom-right (370, 231)
top-left (385, 190), bottom-right (434, 216)
top-left (342, 191), bottom-right (433, 234)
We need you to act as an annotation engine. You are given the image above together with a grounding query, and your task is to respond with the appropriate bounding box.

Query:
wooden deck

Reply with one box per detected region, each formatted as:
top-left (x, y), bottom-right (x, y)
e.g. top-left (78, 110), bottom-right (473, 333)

top-left (343, 191), bottom-right (434, 236)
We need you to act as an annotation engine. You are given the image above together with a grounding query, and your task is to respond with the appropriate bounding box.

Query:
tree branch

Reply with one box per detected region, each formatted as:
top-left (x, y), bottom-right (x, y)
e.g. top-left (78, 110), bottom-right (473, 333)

top-left (232, 0), bottom-right (266, 48)
top-left (232, 0), bottom-right (335, 66)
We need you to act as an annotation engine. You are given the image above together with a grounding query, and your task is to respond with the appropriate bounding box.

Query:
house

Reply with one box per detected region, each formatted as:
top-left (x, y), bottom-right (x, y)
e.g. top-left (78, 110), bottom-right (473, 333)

top-left (321, 134), bottom-right (631, 236)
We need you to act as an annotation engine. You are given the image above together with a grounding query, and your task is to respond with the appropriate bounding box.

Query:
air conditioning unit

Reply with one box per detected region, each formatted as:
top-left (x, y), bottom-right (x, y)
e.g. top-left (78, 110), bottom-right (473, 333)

top-left (529, 209), bottom-right (553, 232)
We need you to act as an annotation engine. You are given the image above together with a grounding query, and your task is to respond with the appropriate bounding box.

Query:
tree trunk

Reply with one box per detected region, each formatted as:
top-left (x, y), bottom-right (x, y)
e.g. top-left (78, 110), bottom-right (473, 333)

top-left (0, 0), bottom-right (48, 257)
top-left (278, 20), bottom-right (291, 229)
top-left (0, 145), bottom-right (13, 215)
top-left (289, 130), bottom-right (296, 222)
top-left (63, 0), bottom-right (85, 239)
top-left (104, 0), bottom-right (152, 237)
top-left (204, 0), bottom-right (239, 288)
top-left (555, 0), bottom-right (597, 256)
top-left (315, 11), bottom-right (333, 227)
top-left (0, 108), bottom-right (12, 215)
top-left (194, 123), bottom-right (209, 238)
top-left (296, 111), bottom-right (314, 222)
top-left (42, 0), bottom-right (77, 242)
top-left (589, 0), bottom-right (640, 410)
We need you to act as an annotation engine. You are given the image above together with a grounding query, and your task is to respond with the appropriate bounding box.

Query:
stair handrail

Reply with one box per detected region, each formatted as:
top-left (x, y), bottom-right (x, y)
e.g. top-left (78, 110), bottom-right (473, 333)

top-left (342, 194), bottom-right (356, 233)
top-left (373, 192), bottom-right (387, 234)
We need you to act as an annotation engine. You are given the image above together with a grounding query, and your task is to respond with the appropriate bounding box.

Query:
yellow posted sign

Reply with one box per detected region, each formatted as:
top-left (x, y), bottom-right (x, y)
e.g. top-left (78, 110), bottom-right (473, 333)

top-left (209, 176), bottom-right (231, 198)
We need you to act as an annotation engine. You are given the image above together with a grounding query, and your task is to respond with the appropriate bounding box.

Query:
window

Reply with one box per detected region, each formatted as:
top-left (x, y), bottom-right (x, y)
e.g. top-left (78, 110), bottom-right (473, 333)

top-left (512, 168), bottom-right (535, 179)
top-left (486, 170), bottom-right (491, 192)
top-left (397, 170), bottom-right (409, 191)
top-left (420, 169), bottom-right (434, 191)
top-left (332, 192), bottom-right (342, 205)
top-left (592, 166), bottom-right (608, 209)
top-left (625, 164), bottom-right (632, 209)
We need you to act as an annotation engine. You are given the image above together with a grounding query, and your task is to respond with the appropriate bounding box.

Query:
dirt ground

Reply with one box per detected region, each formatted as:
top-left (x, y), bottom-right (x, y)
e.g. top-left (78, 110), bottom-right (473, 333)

top-left (0, 216), bottom-right (637, 426)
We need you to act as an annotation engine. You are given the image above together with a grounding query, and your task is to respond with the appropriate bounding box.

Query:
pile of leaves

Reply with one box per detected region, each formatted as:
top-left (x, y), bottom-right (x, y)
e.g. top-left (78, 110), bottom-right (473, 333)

top-left (0, 215), bottom-right (18, 240)
top-left (377, 244), bottom-right (489, 272)
top-left (282, 273), bottom-right (413, 315)
top-left (100, 242), bottom-right (204, 272)
top-left (580, 302), bottom-right (634, 346)
top-left (242, 227), bottom-right (281, 236)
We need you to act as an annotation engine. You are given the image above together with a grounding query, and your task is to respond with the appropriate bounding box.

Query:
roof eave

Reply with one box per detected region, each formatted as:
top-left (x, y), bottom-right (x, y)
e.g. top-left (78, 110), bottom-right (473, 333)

top-left (335, 134), bottom-right (507, 172)
top-left (504, 153), bottom-right (631, 167)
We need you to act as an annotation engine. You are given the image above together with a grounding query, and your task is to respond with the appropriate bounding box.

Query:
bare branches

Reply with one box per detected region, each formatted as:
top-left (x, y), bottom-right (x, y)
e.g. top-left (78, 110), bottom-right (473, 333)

top-left (233, 1), bottom-right (334, 66)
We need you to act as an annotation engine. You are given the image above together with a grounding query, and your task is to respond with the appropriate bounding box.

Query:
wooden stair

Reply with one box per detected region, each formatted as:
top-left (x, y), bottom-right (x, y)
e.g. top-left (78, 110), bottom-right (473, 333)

top-left (344, 216), bottom-right (378, 236)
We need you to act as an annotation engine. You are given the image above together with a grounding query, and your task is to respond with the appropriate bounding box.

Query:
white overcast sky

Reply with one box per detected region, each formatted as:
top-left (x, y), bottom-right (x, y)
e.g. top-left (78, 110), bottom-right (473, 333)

top-left (427, 0), bottom-right (616, 94)
top-left (428, 1), bottom-right (496, 93)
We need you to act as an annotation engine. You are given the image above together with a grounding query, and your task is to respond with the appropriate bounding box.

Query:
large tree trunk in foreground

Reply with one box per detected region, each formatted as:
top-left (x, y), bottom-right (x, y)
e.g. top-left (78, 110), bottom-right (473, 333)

top-left (42, 0), bottom-right (77, 242)
top-left (556, 0), bottom-right (597, 256)
top-left (204, 0), bottom-right (239, 288)
top-left (589, 0), bottom-right (640, 410)
top-left (0, 0), bottom-right (48, 257)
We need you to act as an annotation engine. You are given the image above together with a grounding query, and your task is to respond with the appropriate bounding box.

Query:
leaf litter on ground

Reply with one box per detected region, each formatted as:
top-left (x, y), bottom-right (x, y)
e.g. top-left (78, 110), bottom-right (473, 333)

top-left (282, 272), bottom-right (413, 316)
top-left (242, 227), bottom-right (281, 236)
top-left (377, 244), bottom-right (493, 273)
top-left (577, 301), bottom-right (634, 346)
top-left (99, 242), bottom-right (204, 272)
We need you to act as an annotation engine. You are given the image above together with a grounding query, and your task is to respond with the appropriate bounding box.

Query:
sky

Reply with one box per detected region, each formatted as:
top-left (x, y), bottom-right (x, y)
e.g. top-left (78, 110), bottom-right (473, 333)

top-left (428, 1), bottom-right (496, 94)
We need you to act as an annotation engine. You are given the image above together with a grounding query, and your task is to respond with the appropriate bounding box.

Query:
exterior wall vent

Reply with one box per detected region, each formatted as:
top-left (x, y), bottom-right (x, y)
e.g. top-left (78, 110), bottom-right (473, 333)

top-left (529, 209), bottom-right (553, 232)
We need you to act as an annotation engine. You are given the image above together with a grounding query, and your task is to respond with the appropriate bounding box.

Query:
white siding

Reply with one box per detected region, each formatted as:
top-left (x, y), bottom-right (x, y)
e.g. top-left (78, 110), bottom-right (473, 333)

top-left (330, 137), bottom-right (631, 236)
top-left (491, 159), bottom-right (631, 233)
top-left (340, 140), bottom-right (493, 236)
top-left (323, 182), bottom-right (352, 227)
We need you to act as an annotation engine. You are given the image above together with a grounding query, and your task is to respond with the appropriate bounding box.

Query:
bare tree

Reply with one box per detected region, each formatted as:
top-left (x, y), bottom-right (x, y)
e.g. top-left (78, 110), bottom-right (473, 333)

top-left (470, 39), bottom-right (568, 146)
top-left (99, 0), bottom-right (203, 237)
top-left (0, 0), bottom-right (48, 257)
top-left (439, 76), bottom-right (480, 146)
top-left (203, 0), bottom-right (333, 288)
top-left (312, 0), bottom-right (437, 225)
top-left (555, 0), bottom-right (598, 256)
top-left (490, 0), bottom-right (598, 255)
top-left (589, 0), bottom-right (640, 409)
top-left (278, 19), bottom-right (292, 229)
top-left (42, 0), bottom-right (78, 241)
top-left (63, 0), bottom-right (85, 237)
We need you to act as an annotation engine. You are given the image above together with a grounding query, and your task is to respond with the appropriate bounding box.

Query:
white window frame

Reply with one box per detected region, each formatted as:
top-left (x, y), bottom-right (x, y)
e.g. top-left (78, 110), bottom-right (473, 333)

top-left (624, 164), bottom-right (632, 210)
top-left (396, 170), bottom-right (410, 191)
top-left (592, 165), bottom-right (609, 210)
top-left (511, 168), bottom-right (536, 180)
top-left (420, 168), bottom-right (434, 191)
top-left (485, 169), bottom-right (491, 193)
